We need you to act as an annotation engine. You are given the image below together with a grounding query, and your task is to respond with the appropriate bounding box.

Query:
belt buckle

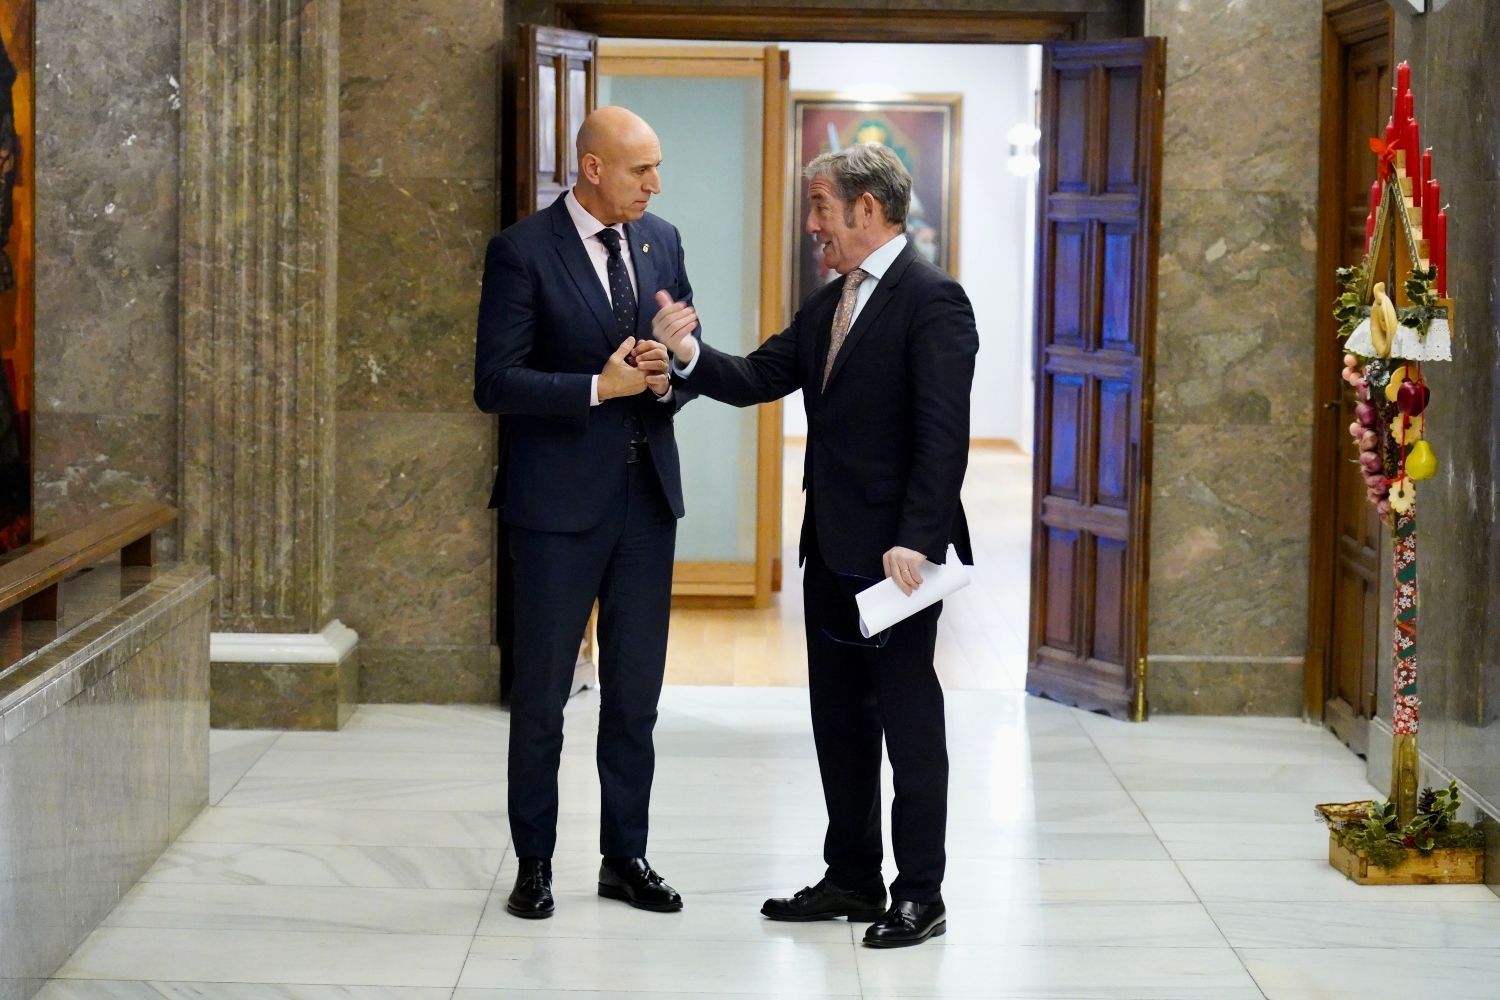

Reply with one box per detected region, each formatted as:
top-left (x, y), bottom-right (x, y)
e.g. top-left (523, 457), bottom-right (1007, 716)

top-left (627, 440), bottom-right (647, 464)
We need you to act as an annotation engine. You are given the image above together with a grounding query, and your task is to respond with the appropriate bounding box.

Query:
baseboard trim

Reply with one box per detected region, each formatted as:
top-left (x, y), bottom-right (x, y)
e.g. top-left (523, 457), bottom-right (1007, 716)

top-left (211, 619), bottom-right (359, 664)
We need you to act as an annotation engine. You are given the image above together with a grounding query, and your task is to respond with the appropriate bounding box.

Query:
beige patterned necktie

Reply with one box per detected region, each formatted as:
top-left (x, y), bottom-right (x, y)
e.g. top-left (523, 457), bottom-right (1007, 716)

top-left (821, 268), bottom-right (869, 389)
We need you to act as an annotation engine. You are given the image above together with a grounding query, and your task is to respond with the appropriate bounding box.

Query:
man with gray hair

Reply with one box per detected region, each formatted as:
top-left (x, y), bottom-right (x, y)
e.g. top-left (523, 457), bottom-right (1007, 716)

top-left (651, 141), bottom-right (977, 947)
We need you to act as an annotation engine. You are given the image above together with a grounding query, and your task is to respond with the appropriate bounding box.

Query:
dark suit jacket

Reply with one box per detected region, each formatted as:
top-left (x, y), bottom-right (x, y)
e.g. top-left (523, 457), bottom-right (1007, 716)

top-left (474, 193), bottom-right (697, 532)
top-left (688, 240), bottom-right (977, 580)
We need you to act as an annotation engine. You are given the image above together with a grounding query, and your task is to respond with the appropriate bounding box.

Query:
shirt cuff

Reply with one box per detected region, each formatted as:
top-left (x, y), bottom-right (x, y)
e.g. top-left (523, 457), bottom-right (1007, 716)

top-left (671, 340), bottom-right (701, 377)
top-left (590, 375), bottom-right (601, 407)
top-left (654, 384), bottom-right (674, 403)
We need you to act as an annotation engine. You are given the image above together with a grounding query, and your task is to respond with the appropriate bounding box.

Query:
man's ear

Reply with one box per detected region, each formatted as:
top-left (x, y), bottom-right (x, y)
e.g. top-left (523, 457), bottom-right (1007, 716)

top-left (580, 152), bottom-right (601, 184)
top-left (860, 191), bottom-right (880, 226)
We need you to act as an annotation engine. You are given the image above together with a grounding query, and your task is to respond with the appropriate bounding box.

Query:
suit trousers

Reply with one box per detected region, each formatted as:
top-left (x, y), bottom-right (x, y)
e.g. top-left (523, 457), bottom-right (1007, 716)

top-left (802, 535), bottom-right (949, 903)
top-left (507, 460), bottom-right (677, 859)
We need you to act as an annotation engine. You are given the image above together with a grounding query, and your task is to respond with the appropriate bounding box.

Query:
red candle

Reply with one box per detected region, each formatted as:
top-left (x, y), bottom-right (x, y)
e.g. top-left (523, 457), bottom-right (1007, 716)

top-left (1434, 206), bottom-right (1448, 296)
top-left (1365, 211), bottom-right (1376, 252)
top-left (1426, 179), bottom-right (1439, 239)
top-left (1397, 61), bottom-right (1411, 98)
top-left (1407, 119), bottom-right (1420, 179)
top-left (1370, 177), bottom-right (1382, 219)
top-left (1386, 118), bottom-right (1397, 149)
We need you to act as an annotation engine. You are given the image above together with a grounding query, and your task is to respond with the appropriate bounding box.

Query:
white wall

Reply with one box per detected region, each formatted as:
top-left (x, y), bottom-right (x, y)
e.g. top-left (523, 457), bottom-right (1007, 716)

top-left (780, 42), bottom-right (1039, 447)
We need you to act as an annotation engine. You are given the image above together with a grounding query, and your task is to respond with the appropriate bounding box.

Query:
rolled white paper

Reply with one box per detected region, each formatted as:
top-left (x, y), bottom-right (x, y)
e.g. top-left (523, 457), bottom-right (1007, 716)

top-left (855, 545), bottom-right (971, 638)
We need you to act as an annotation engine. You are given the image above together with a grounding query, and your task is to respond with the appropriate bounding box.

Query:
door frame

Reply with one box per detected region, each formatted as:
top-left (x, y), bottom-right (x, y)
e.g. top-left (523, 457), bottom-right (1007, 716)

top-left (1304, 0), bottom-right (1393, 721)
top-left (597, 42), bottom-right (789, 608)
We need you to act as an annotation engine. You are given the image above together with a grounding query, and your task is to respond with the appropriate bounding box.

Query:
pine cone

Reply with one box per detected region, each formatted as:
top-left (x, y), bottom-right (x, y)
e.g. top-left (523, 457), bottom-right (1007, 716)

top-left (1417, 788), bottom-right (1438, 815)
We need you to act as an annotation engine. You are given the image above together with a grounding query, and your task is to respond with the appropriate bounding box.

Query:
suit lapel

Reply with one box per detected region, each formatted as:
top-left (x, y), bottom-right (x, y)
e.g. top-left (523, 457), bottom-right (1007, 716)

top-left (548, 196), bottom-right (618, 349)
top-left (823, 242), bottom-right (918, 391)
top-left (625, 221), bottom-right (657, 341)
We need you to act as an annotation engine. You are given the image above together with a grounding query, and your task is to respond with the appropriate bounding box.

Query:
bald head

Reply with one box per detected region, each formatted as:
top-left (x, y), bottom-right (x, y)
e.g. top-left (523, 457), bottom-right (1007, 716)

top-left (576, 105), bottom-right (656, 161)
top-left (573, 106), bottom-right (663, 225)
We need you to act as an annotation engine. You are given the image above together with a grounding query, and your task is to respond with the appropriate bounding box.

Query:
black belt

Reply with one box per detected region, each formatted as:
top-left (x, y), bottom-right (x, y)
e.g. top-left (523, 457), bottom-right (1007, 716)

top-left (626, 440), bottom-right (649, 464)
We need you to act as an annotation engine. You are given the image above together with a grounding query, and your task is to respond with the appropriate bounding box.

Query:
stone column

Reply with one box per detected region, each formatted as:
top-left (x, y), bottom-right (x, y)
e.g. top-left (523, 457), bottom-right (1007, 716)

top-left (180, 0), bottom-right (356, 728)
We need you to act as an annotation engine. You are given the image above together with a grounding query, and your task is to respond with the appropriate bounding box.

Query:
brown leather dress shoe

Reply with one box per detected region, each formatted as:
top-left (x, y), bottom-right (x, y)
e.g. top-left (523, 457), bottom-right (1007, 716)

top-left (862, 899), bottom-right (946, 947)
top-left (761, 876), bottom-right (888, 922)
top-left (598, 856), bottom-right (683, 912)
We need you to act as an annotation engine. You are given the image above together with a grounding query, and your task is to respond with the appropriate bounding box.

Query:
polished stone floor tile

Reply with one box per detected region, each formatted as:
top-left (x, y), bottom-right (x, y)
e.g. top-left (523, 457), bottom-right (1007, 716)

top-left (1178, 859), bottom-right (1500, 902)
top-left (178, 806), bottom-right (509, 849)
top-left (458, 935), bottom-right (862, 994)
top-left (1241, 946), bottom-right (1500, 998)
top-left (1152, 821), bottom-right (1330, 860)
top-left (36, 983), bottom-right (452, 998)
top-left (104, 882), bottom-right (489, 935)
top-left (475, 884), bottom-right (856, 943)
top-left (55, 928), bottom-right (470, 987)
top-left (142, 841), bottom-right (503, 890)
top-left (208, 730), bottom-right (281, 805)
top-left (1207, 899), bottom-right (1500, 949)
top-left (853, 943), bottom-right (1262, 998)
top-left (220, 776), bottom-right (507, 812)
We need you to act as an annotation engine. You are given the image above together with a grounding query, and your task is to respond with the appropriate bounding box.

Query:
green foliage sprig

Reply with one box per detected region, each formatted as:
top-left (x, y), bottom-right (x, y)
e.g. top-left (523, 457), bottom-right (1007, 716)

top-left (1330, 780), bottom-right (1486, 869)
top-left (1334, 263), bottom-right (1371, 341)
top-left (1398, 264), bottom-right (1441, 331)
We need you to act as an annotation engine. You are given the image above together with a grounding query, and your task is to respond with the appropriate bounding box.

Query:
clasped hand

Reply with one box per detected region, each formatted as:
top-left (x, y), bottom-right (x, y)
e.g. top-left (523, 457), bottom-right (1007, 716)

top-left (598, 337), bottom-right (671, 400)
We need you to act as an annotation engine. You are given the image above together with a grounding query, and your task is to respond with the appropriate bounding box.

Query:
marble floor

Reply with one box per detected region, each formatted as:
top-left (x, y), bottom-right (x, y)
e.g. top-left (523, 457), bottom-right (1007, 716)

top-left (32, 683), bottom-right (1500, 999)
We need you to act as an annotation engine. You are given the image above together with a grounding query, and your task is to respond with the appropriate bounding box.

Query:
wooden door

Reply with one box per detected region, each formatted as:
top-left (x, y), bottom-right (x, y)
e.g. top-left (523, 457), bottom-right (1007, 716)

top-left (499, 25), bottom-right (599, 702)
top-left (1307, 0), bottom-right (1391, 749)
top-left (516, 26), bottom-right (597, 218)
top-left (1026, 39), bottom-right (1165, 720)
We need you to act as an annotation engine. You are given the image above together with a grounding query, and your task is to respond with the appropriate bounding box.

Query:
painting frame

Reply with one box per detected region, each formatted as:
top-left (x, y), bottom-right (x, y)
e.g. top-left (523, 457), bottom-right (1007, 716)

top-left (0, 1), bottom-right (34, 556)
top-left (790, 91), bottom-right (961, 313)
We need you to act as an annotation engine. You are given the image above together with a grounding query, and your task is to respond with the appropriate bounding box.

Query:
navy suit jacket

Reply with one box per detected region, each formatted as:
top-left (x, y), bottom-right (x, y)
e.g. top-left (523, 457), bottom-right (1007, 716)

top-left (688, 241), bottom-right (976, 580)
top-left (474, 193), bottom-right (697, 531)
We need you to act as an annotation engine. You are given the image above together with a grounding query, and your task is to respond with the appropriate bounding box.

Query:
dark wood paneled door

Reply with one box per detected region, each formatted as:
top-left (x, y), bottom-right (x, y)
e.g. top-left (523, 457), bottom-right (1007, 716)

top-left (516, 26), bottom-right (598, 218)
top-left (497, 25), bottom-right (598, 702)
top-left (1308, 0), bottom-right (1391, 751)
top-left (1026, 39), bottom-right (1165, 719)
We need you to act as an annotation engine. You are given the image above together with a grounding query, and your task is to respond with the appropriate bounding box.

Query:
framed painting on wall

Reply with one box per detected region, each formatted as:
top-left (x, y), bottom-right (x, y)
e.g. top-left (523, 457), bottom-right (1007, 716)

top-left (0, 1), bottom-right (32, 555)
top-left (790, 92), bottom-right (961, 312)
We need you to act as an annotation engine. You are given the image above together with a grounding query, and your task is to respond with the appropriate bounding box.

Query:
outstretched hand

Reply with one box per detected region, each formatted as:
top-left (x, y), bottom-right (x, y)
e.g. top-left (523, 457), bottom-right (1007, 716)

top-left (652, 291), bottom-right (698, 364)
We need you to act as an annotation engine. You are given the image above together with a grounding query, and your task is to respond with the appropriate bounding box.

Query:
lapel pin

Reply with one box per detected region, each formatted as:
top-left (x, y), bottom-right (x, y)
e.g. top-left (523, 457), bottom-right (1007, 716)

top-left (641, 243), bottom-right (650, 254)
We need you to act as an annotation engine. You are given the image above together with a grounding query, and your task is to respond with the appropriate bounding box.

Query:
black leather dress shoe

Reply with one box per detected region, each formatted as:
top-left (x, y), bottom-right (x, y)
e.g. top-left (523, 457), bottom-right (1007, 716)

top-left (506, 857), bottom-right (555, 919)
top-left (862, 900), bottom-right (947, 947)
top-left (761, 877), bottom-right (888, 922)
top-left (598, 857), bottom-right (683, 912)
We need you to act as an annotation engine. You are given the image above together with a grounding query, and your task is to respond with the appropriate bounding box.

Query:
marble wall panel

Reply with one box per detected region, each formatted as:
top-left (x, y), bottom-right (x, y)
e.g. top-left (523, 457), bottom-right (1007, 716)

top-left (1148, 423), bottom-right (1312, 659)
top-left (1143, 0), bottom-right (1323, 712)
top-left (0, 566), bottom-right (210, 994)
top-left (336, 177), bottom-right (493, 413)
top-left (337, 1), bottom-right (506, 702)
top-left (1152, 191), bottom-right (1318, 427)
top-left (1148, 0), bottom-right (1321, 195)
top-left (30, 413), bottom-right (178, 559)
top-left (31, 0), bottom-right (181, 537)
top-left (341, 0), bottom-right (503, 181)
top-left (335, 411), bottom-right (494, 648)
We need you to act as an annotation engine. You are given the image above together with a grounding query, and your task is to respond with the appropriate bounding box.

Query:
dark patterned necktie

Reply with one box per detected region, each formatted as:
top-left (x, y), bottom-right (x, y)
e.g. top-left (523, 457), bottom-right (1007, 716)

top-left (595, 227), bottom-right (637, 341)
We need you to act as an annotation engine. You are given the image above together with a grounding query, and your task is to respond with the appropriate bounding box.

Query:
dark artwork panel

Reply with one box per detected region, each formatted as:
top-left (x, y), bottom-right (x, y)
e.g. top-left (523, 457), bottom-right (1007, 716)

top-left (0, 1), bottom-right (32, 555)
top-left (791, 95), bottom-right (959, 311)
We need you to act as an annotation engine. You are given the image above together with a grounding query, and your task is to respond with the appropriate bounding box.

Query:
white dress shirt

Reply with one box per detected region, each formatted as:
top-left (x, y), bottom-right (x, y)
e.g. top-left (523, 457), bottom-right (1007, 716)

top-left (563, 189), bottom-right (671, 405)
top-left (673, 233), bottom-right (908, 374)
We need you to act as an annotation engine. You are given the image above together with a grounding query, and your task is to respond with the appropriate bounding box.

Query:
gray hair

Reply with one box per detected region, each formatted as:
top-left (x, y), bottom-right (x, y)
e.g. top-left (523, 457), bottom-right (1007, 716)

top-left (804, 142), bottom-right (911, 228)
